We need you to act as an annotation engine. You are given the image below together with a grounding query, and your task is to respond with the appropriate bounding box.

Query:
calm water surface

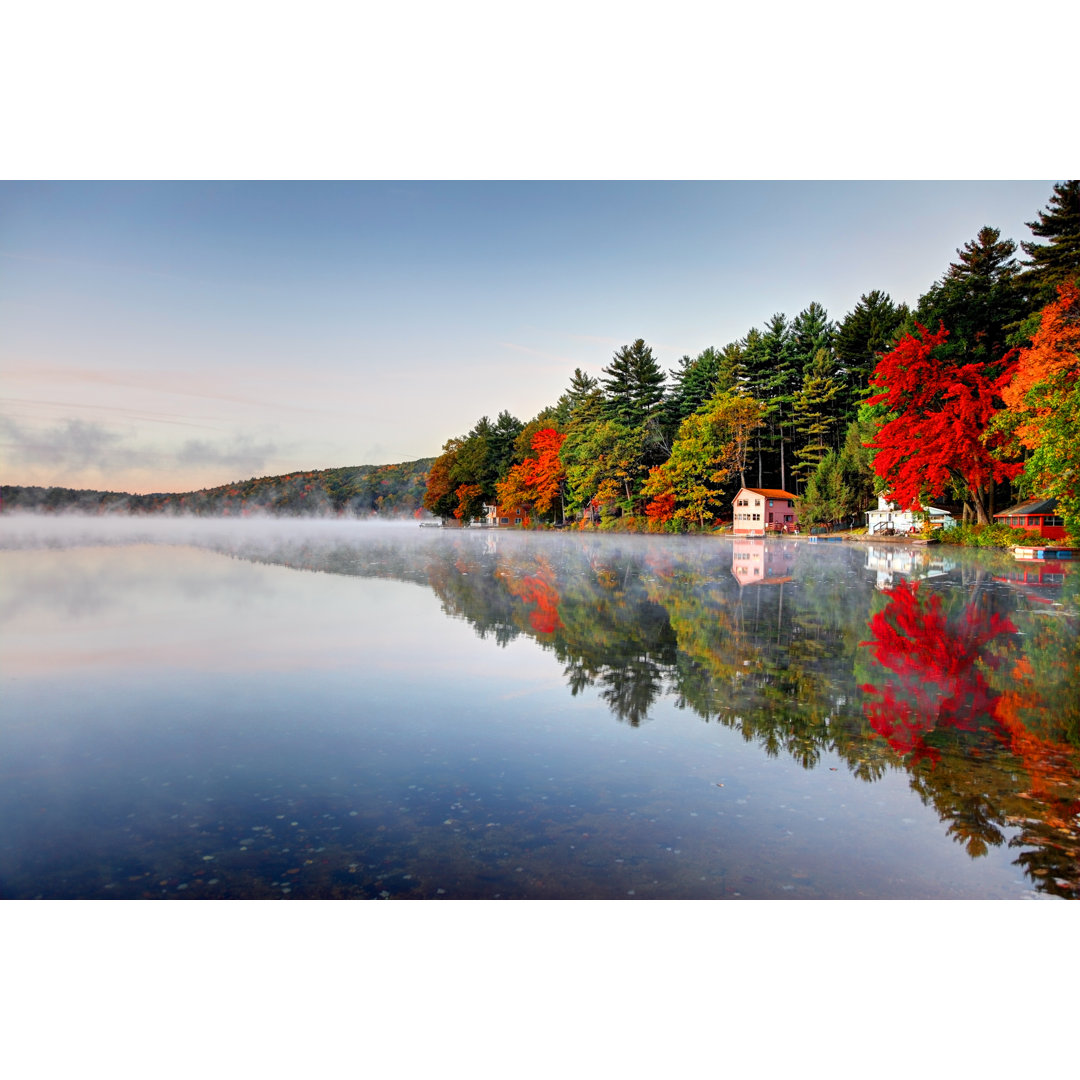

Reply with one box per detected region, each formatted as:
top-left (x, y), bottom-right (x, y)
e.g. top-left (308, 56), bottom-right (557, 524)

top-left (2, 517), bottom-right (1077, 899)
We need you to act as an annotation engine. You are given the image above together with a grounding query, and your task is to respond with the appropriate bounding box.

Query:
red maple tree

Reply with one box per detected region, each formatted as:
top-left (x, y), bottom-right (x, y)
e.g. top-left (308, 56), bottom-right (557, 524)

top-left (495, 428), bottom-right (567, 518)
top-left (866, 323), bottom-right (1022, 523)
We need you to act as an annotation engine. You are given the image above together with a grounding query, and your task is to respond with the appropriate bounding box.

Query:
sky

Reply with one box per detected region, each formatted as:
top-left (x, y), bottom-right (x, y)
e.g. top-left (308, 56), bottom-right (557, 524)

top-left (0, 179), bottom-right (1062, 494)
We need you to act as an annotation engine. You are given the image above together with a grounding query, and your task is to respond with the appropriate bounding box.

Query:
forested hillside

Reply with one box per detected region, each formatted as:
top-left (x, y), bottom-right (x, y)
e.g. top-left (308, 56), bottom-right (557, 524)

top-left (423, 181), bottom-right (1080, 540)
top-left (1, 458), bottom-right (434, 517)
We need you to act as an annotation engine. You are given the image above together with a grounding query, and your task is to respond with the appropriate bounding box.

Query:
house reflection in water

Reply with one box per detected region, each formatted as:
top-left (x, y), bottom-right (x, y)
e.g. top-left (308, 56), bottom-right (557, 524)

top-left (864, 545), bottom-right (956, 590)
top-left (731, 538), bottom-right (797, 585)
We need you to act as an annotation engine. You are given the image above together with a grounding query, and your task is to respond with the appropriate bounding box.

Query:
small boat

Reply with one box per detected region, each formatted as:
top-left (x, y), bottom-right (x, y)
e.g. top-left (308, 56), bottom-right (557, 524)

top-left (1013, 546), bottom-right (1079, 561)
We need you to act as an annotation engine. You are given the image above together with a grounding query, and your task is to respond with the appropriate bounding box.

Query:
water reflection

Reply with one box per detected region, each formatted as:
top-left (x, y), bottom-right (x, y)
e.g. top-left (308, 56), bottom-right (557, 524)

top-left (236, 528), bottom-right (1080, 896)
top-left (2, 519), bottom-right (1078, 898)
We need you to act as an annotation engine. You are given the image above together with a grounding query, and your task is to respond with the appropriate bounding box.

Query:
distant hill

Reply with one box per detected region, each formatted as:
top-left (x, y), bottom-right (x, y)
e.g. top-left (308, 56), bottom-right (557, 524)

top-left (1, 458), bottom-right (435, 518)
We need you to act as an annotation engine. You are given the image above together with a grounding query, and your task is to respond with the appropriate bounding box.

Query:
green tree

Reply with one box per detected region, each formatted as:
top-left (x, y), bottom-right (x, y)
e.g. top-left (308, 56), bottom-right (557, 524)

top-left (798, 451), bottom-right (851, 529)
top-left (663, 347), bottom-right (724, 433)
top-left (791, 302), bottom-right (835, 374)
top-left (449, 411), bottom-right (524, 505)
top-left (600, 339), bottom-right (667, 430)
top-left (554, 368), bottom-right (600, 426)
top-left (740, 327), bottom-right (774, 488)
top-left (561, 418), bottom-right (646, 519)
top-left (916, 225), bottom-right (1028, 370)
top-left (835, 290), bottom-right (907, 423)
top-left (760, 312), bottom-right (799, 492)
top-left (836, 405), bottom-right (884, 517)
top-left (792, 348), bottom-right (841, 487)
top-left (644, 392), bottom-right (765, 529)
top-left (1021, 180), bottom-right (1080, 302)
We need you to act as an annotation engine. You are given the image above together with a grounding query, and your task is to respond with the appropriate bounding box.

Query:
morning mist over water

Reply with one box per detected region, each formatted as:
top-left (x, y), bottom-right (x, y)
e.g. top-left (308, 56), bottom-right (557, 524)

top-left (2, 515), bottom-right (1078, 899)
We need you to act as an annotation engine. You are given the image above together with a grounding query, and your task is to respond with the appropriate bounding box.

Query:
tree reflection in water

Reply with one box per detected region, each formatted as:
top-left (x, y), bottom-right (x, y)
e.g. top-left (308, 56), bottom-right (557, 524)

top-left (205, 528), bottom-right (1079, 897)
top-left (858, 578), bottom-right (1016, 766)
top-left (858, 576), bottom-right (1080, 895)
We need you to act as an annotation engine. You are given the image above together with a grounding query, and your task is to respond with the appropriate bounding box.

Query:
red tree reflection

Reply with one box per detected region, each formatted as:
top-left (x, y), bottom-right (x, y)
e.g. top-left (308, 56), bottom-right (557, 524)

top-left (499, 556), bottom-right (563, 635)
top-left (859, 580), bottom-right (1016, 764)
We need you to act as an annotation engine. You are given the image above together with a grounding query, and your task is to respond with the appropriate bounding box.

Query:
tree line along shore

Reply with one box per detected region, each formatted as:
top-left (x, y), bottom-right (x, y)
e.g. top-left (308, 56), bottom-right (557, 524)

top-left (4, 183), bottom-right (1077, 545)
top-left (421, 181), bottom-right (1080, 544)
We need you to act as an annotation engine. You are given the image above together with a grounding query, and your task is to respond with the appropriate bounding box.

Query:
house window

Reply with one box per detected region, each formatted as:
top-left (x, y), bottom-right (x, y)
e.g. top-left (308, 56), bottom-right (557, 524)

top-left (754, 499), bottom-right (761, 506)
top-left (500, 517), bottom-right (509, 524)
top-left (515, 517), bottom-right (522, 524)
top-left (753, 513), bottom-right (760, 521)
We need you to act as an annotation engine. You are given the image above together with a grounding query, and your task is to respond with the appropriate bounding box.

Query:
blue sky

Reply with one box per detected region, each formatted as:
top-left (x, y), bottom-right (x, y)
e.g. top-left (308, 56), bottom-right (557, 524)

top-left (0, 180), bottom-right (1059, 493)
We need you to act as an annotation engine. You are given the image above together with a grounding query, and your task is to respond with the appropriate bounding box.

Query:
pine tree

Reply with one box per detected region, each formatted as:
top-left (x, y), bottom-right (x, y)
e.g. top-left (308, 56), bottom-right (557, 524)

top-left (916, 226), bottom-right (1028, 370)
top-left (792, 348), bottom-right (841, 488)
top-left (1022, 180), bottom-right (1080, 302)
top-left (799, 451), bottom-right (852, 529)
top-left (600, 339), bottom-right (668, 469)
top-left (555, 368), bottom-right (600, 426)
top-left (791, 302), bottom-right (835, 374)
top-left (662, 346), bottom-right (727, 433)
top-left (835, 290), bottom-right (906, 423)
top-left (760, 313), bottom-right (798, 491)
top-left (740, 327), bottom-right (772, 487)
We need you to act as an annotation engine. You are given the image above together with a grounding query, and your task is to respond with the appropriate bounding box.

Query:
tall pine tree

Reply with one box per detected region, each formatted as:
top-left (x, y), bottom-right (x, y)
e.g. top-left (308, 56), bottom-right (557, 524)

top-left (835, 290), bottom-right (907, 425)
top-left (916, 225), bottom-right (1027, 370)
top-left (1022, 180), bottom-right (1080, 302)
top-left (601, 339), bottom-right (667, 430)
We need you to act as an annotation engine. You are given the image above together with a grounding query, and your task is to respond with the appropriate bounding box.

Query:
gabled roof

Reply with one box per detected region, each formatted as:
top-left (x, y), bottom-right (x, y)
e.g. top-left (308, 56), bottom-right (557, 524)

top-left (994, 497), bottom-right (1058, 517)
top-left (737, 487), bottom-right (797, 500)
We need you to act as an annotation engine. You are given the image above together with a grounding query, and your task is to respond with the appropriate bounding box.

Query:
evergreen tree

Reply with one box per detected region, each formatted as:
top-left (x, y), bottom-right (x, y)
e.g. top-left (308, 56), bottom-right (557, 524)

top-left (790, 302), bottom-right (835, 374)
top-left (835, 290), bottom-right (906, 423)
top-left (799, 451), bottom-right (851, 529)
top-left (837, 406), bottom-right (883, 515)
top-left (600, 339), bottom-right (667, 430)
top-left (449, 411), bottom-right (524, 505)
top-left (916, 225), bottom-right (1028, 370)
top-left (717, 340), bottom-right (747, 394)
top-left (663, 346), bottom-right (727, 434)
top-left (740, 327), bottom-right (773, 487)
top-left (489, 410), bottom-right (526, 481)
top-left (1022, 180), bottom-right (1080, 302)
top-left (760, 313), bottom-right (798, 491)
top-left (792, 348), bottom-right (841, 488)
top-left (554, 368), bottom-right (600, 426)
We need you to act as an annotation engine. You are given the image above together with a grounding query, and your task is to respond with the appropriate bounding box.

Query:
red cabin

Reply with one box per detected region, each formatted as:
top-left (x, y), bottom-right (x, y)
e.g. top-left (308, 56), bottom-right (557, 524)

top-left (993, 498), bottom-right (1067, 541)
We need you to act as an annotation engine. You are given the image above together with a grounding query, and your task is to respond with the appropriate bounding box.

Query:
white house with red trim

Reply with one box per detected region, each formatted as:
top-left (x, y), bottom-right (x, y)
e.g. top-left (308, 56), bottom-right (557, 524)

top-left (732, 487), bottom-right (798, 536)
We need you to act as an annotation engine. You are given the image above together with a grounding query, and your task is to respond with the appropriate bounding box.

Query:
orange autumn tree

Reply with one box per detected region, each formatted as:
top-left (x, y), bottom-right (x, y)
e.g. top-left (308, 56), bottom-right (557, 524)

top-left (495, 428), bottom-right (567, 522)
top-left (999, 279), bottom-right (1080, 538)
top-left (452, 483), bottom-right (485, 521)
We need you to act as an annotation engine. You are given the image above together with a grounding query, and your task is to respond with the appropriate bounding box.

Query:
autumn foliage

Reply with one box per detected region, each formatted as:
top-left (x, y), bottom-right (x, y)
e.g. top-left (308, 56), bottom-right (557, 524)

top-left (866, 323), bottom-right (1022, 523)
top-left (495, 428), bottom-right (567, 519)
top-left (1002, 280), bottom-right (1080, 433)
top-left (859, 579), bottom-right (1017, 764)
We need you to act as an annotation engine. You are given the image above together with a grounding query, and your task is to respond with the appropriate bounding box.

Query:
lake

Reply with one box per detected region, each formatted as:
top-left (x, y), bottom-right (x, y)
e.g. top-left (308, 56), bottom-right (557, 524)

top-left (2, 516), bottom-right (1077, 900)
